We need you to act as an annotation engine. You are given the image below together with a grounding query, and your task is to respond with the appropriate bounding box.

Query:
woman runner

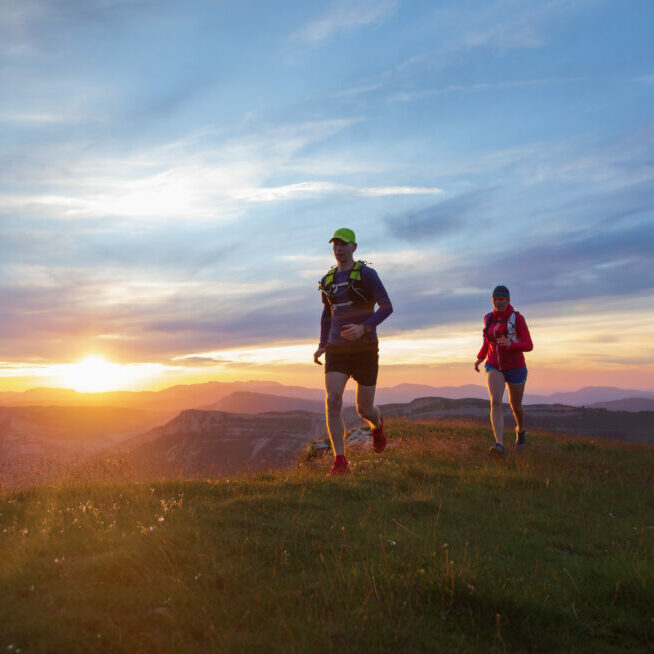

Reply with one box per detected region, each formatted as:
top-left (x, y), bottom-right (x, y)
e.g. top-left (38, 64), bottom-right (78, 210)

top-left (474, 285), bottom-right (533, 455)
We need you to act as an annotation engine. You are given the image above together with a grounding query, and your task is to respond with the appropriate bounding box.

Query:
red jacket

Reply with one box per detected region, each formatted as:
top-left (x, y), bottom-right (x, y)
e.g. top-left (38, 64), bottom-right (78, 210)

top-left (477, 304), bottom-right (533, 370)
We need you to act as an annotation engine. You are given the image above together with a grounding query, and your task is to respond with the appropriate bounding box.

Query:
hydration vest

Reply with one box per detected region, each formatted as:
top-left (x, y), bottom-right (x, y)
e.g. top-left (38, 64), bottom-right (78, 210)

top-left (318, 261), bottom-right (373, 310)
top-left (484, 311), bottom-right (519, 343)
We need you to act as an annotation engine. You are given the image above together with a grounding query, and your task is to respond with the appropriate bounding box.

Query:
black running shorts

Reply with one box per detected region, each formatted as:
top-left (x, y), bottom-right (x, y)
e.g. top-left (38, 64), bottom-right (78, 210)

top-left (325, 345), bottom-right (379, 386)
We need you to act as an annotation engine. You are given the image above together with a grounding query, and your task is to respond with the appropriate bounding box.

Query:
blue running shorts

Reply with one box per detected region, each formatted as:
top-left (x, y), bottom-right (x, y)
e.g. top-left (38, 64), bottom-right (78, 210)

top-left (485, 364), bottom-right (528, 385)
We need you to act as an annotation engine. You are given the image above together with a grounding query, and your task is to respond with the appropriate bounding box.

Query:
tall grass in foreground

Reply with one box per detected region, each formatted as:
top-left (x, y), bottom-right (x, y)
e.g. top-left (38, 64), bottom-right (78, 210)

top-left (1, 419), bottom-right (653, 653)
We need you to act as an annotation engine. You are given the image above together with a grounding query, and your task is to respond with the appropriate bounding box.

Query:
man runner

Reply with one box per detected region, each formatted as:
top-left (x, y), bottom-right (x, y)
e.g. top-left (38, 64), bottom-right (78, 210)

top-left (313, 228), bottom-right (393, 476)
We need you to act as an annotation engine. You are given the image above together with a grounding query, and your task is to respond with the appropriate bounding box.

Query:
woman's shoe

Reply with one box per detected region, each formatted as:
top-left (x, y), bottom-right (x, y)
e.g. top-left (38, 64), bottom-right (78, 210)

top-left (515, 430), bottom-right (526, 450)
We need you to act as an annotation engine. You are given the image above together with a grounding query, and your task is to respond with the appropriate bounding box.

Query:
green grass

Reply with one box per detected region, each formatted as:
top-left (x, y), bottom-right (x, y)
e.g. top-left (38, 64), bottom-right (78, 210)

top-left (1, 419), bottom-right (653, 653)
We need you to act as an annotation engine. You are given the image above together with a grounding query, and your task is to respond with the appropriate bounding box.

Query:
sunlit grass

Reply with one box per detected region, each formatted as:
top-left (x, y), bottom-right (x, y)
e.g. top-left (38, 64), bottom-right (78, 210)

top-left (1, 419), bottom-right (653, 652)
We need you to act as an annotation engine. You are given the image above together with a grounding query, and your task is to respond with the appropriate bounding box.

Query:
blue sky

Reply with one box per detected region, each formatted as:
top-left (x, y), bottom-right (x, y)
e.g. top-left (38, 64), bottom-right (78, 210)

top-left (1, 0), bottom-right (654, 391)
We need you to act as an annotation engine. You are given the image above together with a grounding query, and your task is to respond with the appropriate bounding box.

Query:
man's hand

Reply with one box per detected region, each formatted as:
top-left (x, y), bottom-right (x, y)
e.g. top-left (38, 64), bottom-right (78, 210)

top-left (474, 358), bottom-right (484, 372)
top-left (313, 346), bottom-right (326, 365)
top-left (340, 323), bottom-right (365, 341)
top-left (496, 335), bottom-right (511, 347)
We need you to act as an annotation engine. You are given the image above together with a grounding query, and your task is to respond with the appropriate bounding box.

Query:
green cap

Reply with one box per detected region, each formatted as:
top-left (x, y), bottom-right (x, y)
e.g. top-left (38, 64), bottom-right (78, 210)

top-left (329, 227), bottom-right (356, 244)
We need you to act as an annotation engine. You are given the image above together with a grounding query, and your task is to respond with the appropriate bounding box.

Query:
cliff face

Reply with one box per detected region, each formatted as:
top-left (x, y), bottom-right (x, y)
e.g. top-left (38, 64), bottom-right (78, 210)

top-left (377, 397), bottom-right (654, 445)
top-left (122, 410), bottom-right (326, 476)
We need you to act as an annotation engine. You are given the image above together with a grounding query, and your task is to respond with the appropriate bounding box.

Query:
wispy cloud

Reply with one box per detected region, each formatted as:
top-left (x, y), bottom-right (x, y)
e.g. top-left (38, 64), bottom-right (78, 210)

top-left (389, 76), bottom-right (589, 103)
top-left (0, 112), bottom-right (98, 124)
top-left (384, 189), bottom-right (493, 241)
top-left (278, 249), bottom-right (440, 281)
top-left (0, 119), bottom-right (365, 221)
top-left (0, 0), bottom-right (151, 55)
top-left (293, 0), bottom-right (398, 45)
top-left (238, 182), bottom-right (442, 203)
top-left (461, 0), bottom-right (557, 51)
top-left (332, 0), bottom-right (589, 101)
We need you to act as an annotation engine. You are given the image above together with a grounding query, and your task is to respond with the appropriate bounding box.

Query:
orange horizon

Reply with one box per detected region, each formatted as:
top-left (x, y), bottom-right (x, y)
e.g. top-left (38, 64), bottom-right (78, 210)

top-left (1, 307), bottom-right (653, 395)
top-left (1, 361), bottom-right (652, 396)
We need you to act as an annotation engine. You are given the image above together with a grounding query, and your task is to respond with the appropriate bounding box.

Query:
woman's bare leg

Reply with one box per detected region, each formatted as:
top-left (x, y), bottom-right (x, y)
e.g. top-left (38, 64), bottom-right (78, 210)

top-left (508, 382), bottom-right (526, 433)
top-left (486, 369), bottom-right (506, 445)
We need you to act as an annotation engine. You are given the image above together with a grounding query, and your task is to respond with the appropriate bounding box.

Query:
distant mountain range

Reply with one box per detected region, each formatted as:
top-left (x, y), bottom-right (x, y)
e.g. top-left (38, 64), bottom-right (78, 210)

top-left (2, 381), bottom-right (653, 411)
top-left (200, 391), bottom-right (326, 414)
top-left (197, 388), bottom-right (654, 418)
top-left (1, 390), bottom-right (653, 486)
top-left (538, 387), bottom-right (654, 406)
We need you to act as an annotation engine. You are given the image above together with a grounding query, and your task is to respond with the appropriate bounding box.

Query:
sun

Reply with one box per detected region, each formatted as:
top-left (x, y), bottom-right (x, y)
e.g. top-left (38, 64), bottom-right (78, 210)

top-left (57, 355), bottom-right (141, 393)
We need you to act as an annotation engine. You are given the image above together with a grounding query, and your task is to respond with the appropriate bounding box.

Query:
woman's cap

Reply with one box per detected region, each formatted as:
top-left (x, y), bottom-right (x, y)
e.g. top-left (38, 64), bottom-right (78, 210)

top-left (492, 285), bottom-right (510, 299)
top-left (329, 227), bottom-right (356, 244)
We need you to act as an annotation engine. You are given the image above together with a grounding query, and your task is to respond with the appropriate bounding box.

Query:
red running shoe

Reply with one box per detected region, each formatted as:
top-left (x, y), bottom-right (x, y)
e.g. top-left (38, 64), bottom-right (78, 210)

top-left (327, 455), bottom-right (350, 476)
top-left (372, 417), bottom-right (386, 453)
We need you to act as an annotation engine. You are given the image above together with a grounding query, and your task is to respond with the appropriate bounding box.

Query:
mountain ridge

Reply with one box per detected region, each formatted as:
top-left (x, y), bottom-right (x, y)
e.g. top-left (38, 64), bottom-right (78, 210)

top-left (2, 380), bottom-right (653, 411)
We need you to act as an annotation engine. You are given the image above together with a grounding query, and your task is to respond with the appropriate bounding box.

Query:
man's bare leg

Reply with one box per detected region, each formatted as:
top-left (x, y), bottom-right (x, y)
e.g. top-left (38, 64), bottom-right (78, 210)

top-left (325, 371), bottom-right (349, 456)
top-left (355, 383), bottom-right (381, 429)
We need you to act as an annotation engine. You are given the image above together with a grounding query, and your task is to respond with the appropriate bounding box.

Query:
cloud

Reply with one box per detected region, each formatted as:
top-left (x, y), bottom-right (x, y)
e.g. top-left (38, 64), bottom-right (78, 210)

top-left (389, 76), bottom-right (588, 103)
top-left (332, 0), bottom-right (589, 102)
top-left (0, 112), bottom-right (95, 124)
top-left (237, 181), bottom-right (442, 203)
top-left (170, 356), bottom-right (233, 366)
top-left (461, 1), bottom-right (553, 51)
top-left (0, 118), bottom-right (362, 222)
top-left (293, 0), bottom-right (398, 45)
top-left (384, 190), bottom-right (493, 241)
top-left (0, 0), bottom-right (151, 49)
top-left (486, 221), bottom-right (654, 303)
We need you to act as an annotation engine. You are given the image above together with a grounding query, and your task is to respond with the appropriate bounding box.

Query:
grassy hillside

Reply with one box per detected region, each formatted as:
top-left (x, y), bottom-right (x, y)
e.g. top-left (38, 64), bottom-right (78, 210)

top-left (1, 419), bottom-right (653, 653)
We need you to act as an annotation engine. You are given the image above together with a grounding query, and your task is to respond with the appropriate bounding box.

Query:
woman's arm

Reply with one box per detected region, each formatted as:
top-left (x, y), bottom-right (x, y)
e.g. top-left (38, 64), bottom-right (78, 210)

top-left (509, 313), bottom-right (533, 352)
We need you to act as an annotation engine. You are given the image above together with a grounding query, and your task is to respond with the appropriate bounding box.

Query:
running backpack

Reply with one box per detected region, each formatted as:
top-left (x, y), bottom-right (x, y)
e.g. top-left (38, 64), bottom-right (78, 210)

top-left (318, 260), bottom-right (372, 309)
top-left (483, 311), bottom-right (519, 343)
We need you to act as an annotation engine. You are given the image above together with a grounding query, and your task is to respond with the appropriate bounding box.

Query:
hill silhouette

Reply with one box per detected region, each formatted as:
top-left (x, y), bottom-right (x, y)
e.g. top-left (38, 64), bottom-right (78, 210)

top-left (589, 397), bottom-right (654, 412)
top-left (201, 390), bottom-right (326, 414)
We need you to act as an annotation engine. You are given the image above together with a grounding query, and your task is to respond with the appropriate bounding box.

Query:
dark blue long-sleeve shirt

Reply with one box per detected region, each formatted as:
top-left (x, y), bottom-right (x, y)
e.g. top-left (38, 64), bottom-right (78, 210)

top-left (319, 264), bottom-right (393, 349)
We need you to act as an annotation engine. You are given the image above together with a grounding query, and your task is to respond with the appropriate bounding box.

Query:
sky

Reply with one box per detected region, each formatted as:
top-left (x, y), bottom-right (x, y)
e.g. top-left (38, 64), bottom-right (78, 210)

top-left (1, 0), bottom-right (654, 394)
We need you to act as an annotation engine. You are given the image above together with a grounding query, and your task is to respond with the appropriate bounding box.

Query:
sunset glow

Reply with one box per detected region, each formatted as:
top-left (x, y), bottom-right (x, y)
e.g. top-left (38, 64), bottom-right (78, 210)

top-left (54, 356), bottom-right (163, 393)
top-left (0, 2), bottom-right (652, 397)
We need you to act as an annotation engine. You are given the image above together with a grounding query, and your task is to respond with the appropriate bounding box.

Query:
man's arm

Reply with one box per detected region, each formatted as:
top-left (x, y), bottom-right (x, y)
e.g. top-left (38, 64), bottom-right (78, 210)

top-left (362, 267), bottom-right (393, 328)
top-left (341, 267), bottom-right (393, 341)
top-left (319, 293), bottom-right (331, 347)
top-left (314, 292), bottom-right (331, 364)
